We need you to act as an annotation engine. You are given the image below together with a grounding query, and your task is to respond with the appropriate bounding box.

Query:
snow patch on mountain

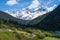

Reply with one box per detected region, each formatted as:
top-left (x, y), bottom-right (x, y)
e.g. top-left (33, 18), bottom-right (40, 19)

top-left (5, 5), bottom-right (56, 20)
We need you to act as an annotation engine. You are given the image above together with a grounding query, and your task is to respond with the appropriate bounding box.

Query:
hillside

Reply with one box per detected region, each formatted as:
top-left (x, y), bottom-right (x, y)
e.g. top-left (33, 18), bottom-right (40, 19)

top-left (0, 16), bottom-right (60, 40)
top-left (28, 5), bottom-right (60, 31)
top-left (0, 11), bottom-right (30, 25)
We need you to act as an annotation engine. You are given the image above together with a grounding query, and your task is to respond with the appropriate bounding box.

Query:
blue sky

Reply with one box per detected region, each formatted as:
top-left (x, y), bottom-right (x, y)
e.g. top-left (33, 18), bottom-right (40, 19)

top-left (0, 0), bottom-right (60, 11)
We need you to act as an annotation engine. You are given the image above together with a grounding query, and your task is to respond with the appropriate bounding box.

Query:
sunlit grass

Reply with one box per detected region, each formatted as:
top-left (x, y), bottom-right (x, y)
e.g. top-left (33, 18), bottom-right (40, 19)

top-left (44, 37), bottom-right (60, 40)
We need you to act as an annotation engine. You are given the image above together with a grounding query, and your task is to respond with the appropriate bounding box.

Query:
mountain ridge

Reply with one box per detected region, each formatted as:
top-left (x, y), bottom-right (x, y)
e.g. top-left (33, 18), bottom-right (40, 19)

top-left (0, 11), bottom-right (30, 25)
top-left (5, 6), bottom-right (52, 20)
top-left (28, 5), bottom-right (60, 30)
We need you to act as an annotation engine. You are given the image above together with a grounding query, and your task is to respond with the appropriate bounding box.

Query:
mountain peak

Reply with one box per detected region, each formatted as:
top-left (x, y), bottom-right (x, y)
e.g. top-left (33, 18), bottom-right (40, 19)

top-left (5, 5), bottom-right (56, 20)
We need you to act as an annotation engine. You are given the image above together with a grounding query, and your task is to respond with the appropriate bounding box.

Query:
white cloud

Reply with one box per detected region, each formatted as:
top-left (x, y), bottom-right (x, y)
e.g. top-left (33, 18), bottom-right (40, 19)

top-left (28, 0), bottom-right (40, 9)
top-left (43, 0), bottom-right (56, 7)
top-left (6, 0), bottom-right (18, 6)
top-left (47, 0), bottom-right (52, 5)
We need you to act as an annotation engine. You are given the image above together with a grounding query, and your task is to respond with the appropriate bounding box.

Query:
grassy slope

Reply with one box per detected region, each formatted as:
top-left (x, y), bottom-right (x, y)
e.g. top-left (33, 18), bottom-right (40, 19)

top-left (0, 32), bottom-right (18, 40)
top-left (44, 37), bottom-right (60, 40)
top-left (0, 19), bottom-right (60, 40)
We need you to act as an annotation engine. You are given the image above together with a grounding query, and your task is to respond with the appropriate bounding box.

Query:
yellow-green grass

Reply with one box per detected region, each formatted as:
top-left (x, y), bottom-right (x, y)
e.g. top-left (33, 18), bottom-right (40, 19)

top-left (0, 32), bottom-right (18, 40)
top-left (44, 37), bottom-right (60, 40)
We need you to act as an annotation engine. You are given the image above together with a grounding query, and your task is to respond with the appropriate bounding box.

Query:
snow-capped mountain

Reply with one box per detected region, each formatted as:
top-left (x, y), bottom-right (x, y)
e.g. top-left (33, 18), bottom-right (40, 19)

top-left (5, 7), bottom-right (54, 20)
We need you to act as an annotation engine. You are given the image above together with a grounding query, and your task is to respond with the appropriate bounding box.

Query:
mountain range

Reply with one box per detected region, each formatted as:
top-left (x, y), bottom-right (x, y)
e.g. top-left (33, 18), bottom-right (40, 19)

top-left (0, 5), bottom-right (60, 30)
top-left (5, 6), bottom-right (53, 20)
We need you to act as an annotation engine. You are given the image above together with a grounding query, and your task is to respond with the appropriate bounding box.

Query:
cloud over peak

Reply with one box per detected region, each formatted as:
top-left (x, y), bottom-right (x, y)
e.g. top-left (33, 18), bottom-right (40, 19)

top-left (28, 0), bottom-right (40, 9)
top-left (6, 0), bottom-right (18, 6)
